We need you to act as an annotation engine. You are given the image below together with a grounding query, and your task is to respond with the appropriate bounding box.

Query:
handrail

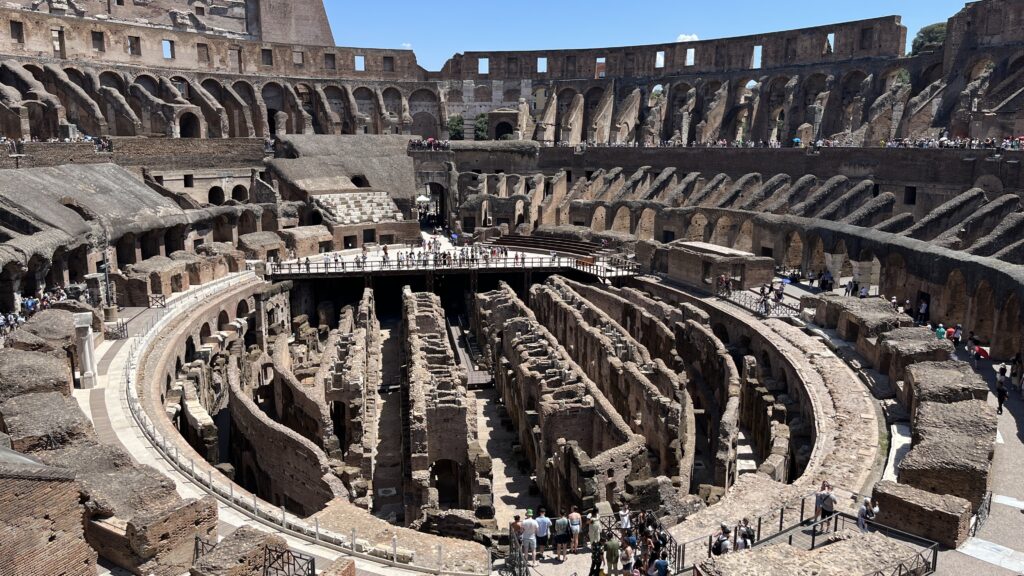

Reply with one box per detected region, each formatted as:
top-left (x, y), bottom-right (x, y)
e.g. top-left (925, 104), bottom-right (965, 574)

top-left (119, 271), bottom-right (490, 576)
top-left (266, 254), bottom-right (639, 279)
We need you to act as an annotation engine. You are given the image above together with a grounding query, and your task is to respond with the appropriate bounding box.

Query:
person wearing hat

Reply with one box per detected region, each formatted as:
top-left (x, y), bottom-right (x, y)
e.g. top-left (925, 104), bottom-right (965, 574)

top-left (712, 524), bottom-right (732, 555)
top-left (521, 509), bottom-right (539, 565)
top-left (935, 323), bottom-right (946, 340)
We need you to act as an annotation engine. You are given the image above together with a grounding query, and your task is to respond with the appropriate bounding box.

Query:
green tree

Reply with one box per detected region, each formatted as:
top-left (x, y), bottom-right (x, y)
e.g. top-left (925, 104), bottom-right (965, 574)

top-left (912, 23), bottom-right (946, 55)
top-left (446, 115), bottom-right (464, 140)
top-left (474, 113), bottom-right (489, 140)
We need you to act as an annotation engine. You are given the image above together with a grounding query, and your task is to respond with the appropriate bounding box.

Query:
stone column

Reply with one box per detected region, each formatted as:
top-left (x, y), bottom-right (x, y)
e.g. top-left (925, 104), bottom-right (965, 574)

top-left (74, 312), bottom-right (97, 389)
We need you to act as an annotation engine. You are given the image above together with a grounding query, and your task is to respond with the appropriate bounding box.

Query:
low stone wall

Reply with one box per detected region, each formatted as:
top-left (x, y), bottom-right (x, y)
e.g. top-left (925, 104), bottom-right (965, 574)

top-left (872, 480), bottom-right (971, 548)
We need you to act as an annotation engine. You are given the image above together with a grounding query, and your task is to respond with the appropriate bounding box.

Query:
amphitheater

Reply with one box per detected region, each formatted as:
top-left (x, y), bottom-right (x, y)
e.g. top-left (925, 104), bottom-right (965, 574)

top-left (0, 1), bottom-right (1023, 575)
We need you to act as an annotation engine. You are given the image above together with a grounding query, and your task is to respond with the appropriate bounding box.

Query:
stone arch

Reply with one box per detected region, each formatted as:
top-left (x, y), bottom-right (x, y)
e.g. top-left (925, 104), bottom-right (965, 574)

top-left (409, 89), bottom-right (439, 139)
top-left (237, 298), bottom-right (250, 318)
top-left (763, 76), bottom-right (791, 143)
top-left (684, 212), bottom-right (709, 242)
top-left (808, 235), bottom-right (827, 275)
top-left (381, 87), bottom-right (402, 117)
top-left (202, 78), bottom-right (246, 137)
top-left (261, 82), bottom-right (286, 135)
top-left (352, 87), bottom-right (378, 134)
top-left (994, 292), bottom-right (1021, 359)
top-left (322, 85), bottom-right (351, 133)
top-left (555, 87), bottom-right (578, 142)
top-left (733, 219), bottom-right (754, 253)
top-left (940, 269), bottom-right (968, 326)
top-left (239, 210), bottom-right (257, 235)
top-left (208, 186), bottom-right (225, 205)
top-left (99, 70), bottom-right (126, 91)
top-left (494, 121), bottom-right (514, 140)
top-left (967, 57), bottom-right (995, 82)
top-left (232, 184), bottom-right (248, 202)
top-left (830, 239), bottom-right (852, 278)
top-left (971, 280), bottom-right (995, 343)
top-left (503, 86), bottom-right (521, 103)
top-left (232, 80), bottom-right (263, 137)
top-left (610, 205), bottom-right (632, 233)
top-left (590, 206), bottom-right (608, 232)
top-left (199, 322), bottom-right (212, 343)
top-left (782, 230), bottom-right (804, 269)
top-left (178, 112), bottom-right (201, 138)
top-left (583, 86), bottom-right (605, 138)
top-left (473, 84), bottom-right (492, 103)
top-left (916, 63), bottom-right (943, 95)
top-left (635, 208), bottom-right (657, 240)
top-left (218, 310), bottom-right (230, 331)
top-left (708, 214), bottom-right (734, 247)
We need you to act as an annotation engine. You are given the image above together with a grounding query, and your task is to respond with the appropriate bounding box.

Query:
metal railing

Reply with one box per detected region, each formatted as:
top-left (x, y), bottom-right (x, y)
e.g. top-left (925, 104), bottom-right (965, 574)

top-left (193, 535), bottom-right (217, 564)
top-left (264, 544), bottom-right (315, 576)
top-left (119, 271), bottom-right (490, 576)
top-left (969, 491), bottom-right (993, 538)
top-left (717, 287), bottom-right (799, 318)
top-left (266, 254), bottom-right (639, 279)
top-left (148, 293), bottom-right (167, 308)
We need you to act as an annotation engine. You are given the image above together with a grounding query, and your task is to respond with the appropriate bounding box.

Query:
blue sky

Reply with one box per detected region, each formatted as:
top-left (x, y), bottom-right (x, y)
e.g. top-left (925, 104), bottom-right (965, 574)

top-left (323, 0), bottom-right (967, 71)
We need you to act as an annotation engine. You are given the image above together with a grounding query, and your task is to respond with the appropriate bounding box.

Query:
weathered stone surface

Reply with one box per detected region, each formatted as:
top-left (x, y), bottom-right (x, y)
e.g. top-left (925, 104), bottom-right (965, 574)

top-left (872, 480), bottom-right (971, 548)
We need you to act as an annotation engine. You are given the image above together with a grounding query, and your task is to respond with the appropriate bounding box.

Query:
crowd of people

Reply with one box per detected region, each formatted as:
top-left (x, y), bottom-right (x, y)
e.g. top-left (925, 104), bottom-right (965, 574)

top-left (511, 505), bottom-right (676, 576)
top-left (0, 287), bottom-right (75, 341)
top-left (287, 241), bottom-right (541, 273)
top-left (0, 134), bottom-right (112, 153)
top-left (408, 138), bottom-right (452, 151)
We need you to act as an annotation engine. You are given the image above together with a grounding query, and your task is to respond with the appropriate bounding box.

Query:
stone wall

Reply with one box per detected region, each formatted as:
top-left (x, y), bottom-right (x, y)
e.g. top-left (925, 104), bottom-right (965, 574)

top-left (872, 480), bottom-right (971, 549)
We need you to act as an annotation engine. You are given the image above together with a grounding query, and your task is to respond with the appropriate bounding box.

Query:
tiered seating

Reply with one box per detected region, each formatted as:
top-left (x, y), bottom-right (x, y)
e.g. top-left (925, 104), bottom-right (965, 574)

top-left (487, 234), bottom-right (605, 257)
top-left (315, 192), bottom-right (403, 225)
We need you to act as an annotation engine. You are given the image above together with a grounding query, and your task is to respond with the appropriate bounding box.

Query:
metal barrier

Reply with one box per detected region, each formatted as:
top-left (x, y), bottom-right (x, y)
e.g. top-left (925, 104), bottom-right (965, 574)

top-left (969, 491), bottom-right (993, 538)
top-left (193, 535), bottom-right (217, 564)
top-left (717, 288), bottom-right (799, 318)
top-left (264, 544), bottom-right (315, 576)
top-left (120, 271), bottom-right (490, 576)
top-left (148, 294), bottom-right (167, 308)
top-left (266, 254), bottom-right (639, 280)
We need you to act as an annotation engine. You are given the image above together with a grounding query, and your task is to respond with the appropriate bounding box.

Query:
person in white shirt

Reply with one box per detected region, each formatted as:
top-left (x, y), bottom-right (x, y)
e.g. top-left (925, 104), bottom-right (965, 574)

top-left (521, 510), bottom-right (539, 565)
top-left (619, 504), bottom-right (631, 530)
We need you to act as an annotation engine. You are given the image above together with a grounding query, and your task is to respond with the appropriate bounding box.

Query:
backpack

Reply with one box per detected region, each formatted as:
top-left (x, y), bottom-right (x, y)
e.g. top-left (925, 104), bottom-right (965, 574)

top-left (711, 536), bottom-right (725, 556)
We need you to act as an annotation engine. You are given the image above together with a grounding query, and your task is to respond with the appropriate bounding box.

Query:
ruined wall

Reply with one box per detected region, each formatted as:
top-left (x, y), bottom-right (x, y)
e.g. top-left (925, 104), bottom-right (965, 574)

top-left (475, 282), bottom-right (649, 512)
top-left (402, 288), bottom-right (489, 521)
top-left (529, 276), bottom-right (690, 485)
top-left (229, 357), bottom-right (347, 516)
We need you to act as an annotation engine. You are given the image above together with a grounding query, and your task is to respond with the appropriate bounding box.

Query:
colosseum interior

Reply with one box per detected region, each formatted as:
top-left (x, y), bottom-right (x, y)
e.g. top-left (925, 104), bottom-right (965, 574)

top-left (0, 1), bottom-right (1023, 575)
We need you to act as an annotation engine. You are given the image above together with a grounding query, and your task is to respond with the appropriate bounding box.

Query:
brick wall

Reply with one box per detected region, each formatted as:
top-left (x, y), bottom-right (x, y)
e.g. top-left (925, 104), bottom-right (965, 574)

top-left (0, 472), bottom-right (97, 576)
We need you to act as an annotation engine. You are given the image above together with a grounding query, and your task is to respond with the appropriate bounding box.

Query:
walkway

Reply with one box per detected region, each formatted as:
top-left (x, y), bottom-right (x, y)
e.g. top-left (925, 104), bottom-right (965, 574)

top-left (933, 353), bottom-right (1024, 575)
top-left (371, 321), bottom-right (406, 524)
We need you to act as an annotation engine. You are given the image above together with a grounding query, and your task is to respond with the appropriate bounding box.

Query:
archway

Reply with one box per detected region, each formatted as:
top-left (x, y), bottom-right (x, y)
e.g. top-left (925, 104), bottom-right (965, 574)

top-left (236, 299), bottom-right (250, 318)
top-left (940, 269), bottom-right (968, 326)
top-left (179, 112), bottom-right (201, 138)
top-left (708, 215), bottom-right (734, 247)
top-left (782, 231), bottom-right (804, 269)
top-left (972, 280), bottom-right (995, 343)
top-left (494, 121), bottom-right (514, 140)
top-left (590, 206), bottom-right (607, 232)
top-left (208, 186), bottom-right (225, 205)
top-left (430, 459), bottom-right (463, 509)
top-left (635, 208), bottom-right (657, 240)
top-left (994, 293), bottom-right (1021, 359)
top-left (231, 185), bottom-right (248, 202)
top-left (261, 82), bottom-right (286, 135)
top-left (610, 206), bottom-right (631, 233)
top-left (685, 213), bottom-right (709, 242)
top-left (218, 310), bottom-right (230, 331)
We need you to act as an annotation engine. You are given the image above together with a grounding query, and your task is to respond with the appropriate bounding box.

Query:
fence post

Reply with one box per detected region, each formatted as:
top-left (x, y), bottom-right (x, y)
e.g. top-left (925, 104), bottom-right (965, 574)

top-left (253, 493), bottom-right (258, 516)
top-left (756, 517), bottom-right (762, 541)
top-left (391, 535), bottom-right (397, 562)
top-left (779, 508), bottom-right (785, 533)
top-left (800, 497), bottom-right (806, 523)
top-left (351, 529), bottom-right (356, 552)
top-left (314, 517), bottom-right (319, 542)
top-left (437, 544), bottom-right (443, 573)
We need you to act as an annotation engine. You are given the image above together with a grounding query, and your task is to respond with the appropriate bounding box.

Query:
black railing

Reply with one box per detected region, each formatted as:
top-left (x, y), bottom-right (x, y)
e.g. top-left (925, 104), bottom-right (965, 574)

top-left (717, 287), bottom-right (798, 318)
top-left (498, 526), bottom-right (529, 576)
top-left (105, 318), bottom-right (128, 340)
top-left (969, 491), bottom-right (993, 537)
top-left (267, 255), bottom-right (640, 279)
top-left (148, 293), bottom-right (167, 308)
top-left (263, 544), bottom-right (315, 576)
top-left (193, 535), bottom-right (217, 564)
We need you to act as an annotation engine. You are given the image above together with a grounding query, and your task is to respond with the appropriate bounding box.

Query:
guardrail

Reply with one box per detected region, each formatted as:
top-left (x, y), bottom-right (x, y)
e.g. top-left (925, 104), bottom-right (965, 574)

top-left (119, 271), bottom-right (490, 576)
top-left (266, 254), bottom-right (639, 279)
top-left (716, 288), bottom-right (799, 318)
top-left (969, 491), bottom-right (993, 538)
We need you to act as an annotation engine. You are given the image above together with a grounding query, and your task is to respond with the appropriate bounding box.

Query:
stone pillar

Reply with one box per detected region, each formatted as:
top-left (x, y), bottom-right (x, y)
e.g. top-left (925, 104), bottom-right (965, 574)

top-left (852, 259), bottom-right (881, 292)
top-left (74, 312), bottom-right (97, 389)
top-left (824, 253), bottom-right (845, 283)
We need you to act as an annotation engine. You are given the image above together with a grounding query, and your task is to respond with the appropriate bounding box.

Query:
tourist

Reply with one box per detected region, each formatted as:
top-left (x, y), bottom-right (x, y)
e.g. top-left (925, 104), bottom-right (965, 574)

top-left (535, 507), bottom-right (552, 558)
top-left (890, 296), bottom-right (899, 311)
top-left (945, 324), bottom-right (956, 342)
top-left (844, 280), bottom-right (854, 297)
top-left (711, 525), bottom-right (732, 555)
top-left (917, 300), bottom-right (929, 324)
top-left (554, 510), bottom-right (570, 562)
top-left (952, 324), bottom-right (963, 347)
top-left (996, 367), bottom-right (1009, 415)
top-left (588, 533), bottom-right (605, 576)
top-left (511, 514), bottom-right (524, 541)
top-left (858, 285), bottom-right (869, 298)
top-left (587, 510), bottom-right (602, 550)
top-left (857, 497), bottom-right (878, 532)
top-left (521, 510), bottom-right (539, 565)
top-left (935, 323), bottom-right (946, 340)
top-left (619, 503), bottom-right (632, 531)
top-left (815, 482), bottom-right (838, 534)
top-left (619, 536), bottom-right (634, 576)
top-left (653, 550), bottom-right (670, 576)
top-left (737, 517), bottom-right (754, 549)
top-left (569, 506), bottom-right (583, 553)
top-left (604, 530), bottom-right (621, 574)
